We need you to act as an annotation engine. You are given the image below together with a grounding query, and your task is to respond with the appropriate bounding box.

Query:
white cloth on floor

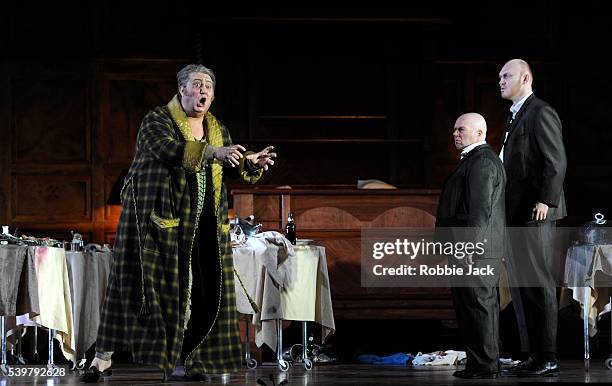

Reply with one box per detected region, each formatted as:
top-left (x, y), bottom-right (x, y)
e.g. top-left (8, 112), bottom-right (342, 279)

top-left (412, 350), bottom-right (466, 366)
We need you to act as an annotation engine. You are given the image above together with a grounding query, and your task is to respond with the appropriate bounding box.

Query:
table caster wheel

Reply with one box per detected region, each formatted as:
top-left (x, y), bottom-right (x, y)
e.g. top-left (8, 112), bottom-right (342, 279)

top-left (303, 358), bottom-right (313, 371)
top-left (605, 358), bottom-right (612, 369)
top-left (77, 358), bottom-right (87, 370)
top-left (246, 358), bottom-right (258, 369)
top-left (278, 359), bottom-right (290, 372)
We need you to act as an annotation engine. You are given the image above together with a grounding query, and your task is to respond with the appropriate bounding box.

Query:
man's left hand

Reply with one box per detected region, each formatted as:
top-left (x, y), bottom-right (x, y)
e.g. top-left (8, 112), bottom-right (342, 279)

top-left (532, 202), bottom-right (549, 221)
top-left (245, 146), bottom-right (277, 171)
top-left (465, 254), bottom-right (474, 265)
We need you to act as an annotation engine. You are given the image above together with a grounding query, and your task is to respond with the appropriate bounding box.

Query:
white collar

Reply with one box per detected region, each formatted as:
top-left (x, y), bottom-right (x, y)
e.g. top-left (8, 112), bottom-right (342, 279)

top-left (460, 141), bottom-right (487, 159)
top-left (510, 91), bottom-right (533, 118)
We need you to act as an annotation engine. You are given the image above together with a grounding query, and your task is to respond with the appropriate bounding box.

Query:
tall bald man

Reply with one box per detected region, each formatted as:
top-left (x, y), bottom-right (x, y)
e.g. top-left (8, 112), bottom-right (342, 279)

top-left (436, 113), bottom-right (506, 379)
top-left (498, 59), bottom-right (566, 377)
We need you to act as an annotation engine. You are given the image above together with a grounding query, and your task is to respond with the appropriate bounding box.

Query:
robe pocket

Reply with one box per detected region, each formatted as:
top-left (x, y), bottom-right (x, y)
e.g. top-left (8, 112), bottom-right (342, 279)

top-left (220, 222), bottom-right (231, 235)
top-left (143, 210), bottom-right (179, 256)
top-left (150, 210), bottom-right (180, 229)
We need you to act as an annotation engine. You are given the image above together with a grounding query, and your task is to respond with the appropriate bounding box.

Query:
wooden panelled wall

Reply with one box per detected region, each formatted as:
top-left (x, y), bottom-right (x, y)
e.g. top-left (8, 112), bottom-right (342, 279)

top-left (1, 4), bottom-right (611, 243)
top-left (0, 60), bottom-right (181, 244)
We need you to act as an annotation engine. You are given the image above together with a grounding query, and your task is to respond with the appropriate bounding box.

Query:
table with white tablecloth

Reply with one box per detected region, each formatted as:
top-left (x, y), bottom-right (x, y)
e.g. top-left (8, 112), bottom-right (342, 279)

top-left (562, 244), bottom-right (612, 334)
top-left (2, 246), bottom-right (75, 364)
top-left (1, 245), bottom-right (112, 367)
top-left (232, 232), bottom-right (335, 355)
top-left (562, 243), bottom-right (612, 368)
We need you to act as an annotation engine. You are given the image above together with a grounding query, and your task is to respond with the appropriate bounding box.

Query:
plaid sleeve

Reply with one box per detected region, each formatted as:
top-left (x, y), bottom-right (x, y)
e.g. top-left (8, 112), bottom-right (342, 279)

top-left (138, 109), bottom-right (204, 171)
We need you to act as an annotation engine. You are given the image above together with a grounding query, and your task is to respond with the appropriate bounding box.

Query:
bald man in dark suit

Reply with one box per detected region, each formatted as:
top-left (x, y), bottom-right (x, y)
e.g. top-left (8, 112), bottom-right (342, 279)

top-left (436, 113), bottom-right (506, 379)
top-left (498, 59), bottom-right (567, 377)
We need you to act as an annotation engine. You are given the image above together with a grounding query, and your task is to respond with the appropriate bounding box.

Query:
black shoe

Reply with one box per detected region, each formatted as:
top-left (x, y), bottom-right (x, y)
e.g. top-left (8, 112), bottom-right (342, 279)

top-left (518, 360), bottom-right (560, 377)
top-left (82, 366), bottom-right (112, 383)
top-left (453, 369), bottom-right (499, 379)
top-left (501, 357), bottom-right (535, 376)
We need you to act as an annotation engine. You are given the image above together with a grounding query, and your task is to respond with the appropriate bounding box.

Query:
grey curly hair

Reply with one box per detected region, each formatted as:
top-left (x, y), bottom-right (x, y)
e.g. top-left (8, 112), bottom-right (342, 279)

top-left (176, 64), bottom-right (216, 91)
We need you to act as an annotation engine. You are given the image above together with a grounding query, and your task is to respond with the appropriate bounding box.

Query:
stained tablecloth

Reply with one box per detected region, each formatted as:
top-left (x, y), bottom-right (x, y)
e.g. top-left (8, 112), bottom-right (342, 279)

top-left (233, 232), bottom-right (335, 351)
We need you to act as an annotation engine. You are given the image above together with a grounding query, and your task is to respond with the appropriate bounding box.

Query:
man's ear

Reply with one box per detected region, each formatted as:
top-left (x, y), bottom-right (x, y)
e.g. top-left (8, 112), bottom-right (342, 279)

top-left (522, 73), bottom-right (531, 84)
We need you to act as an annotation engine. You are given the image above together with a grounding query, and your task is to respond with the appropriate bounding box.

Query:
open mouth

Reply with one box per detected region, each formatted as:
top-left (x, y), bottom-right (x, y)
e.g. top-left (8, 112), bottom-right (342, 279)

top-left (199, 97), bottom-right (207, 105)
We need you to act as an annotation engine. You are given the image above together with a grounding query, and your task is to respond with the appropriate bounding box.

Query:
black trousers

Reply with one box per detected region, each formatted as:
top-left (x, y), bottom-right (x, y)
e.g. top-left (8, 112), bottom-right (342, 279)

top-left (506, 221), bottom-right (558, 360)
top-left (450, 258), bottom-right (501, 372)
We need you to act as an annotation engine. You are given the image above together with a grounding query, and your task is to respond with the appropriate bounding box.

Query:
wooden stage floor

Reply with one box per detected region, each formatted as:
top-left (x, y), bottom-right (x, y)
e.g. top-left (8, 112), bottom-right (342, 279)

top-left (1, 361), bottom-right (611, 385)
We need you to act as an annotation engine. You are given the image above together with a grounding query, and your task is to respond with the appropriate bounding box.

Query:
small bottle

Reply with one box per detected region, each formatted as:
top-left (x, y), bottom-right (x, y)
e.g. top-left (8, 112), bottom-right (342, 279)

top-left (285, 212), bottom-right (297, 245)
top-left (1, 225), bottom-right (9, 245)
top-left (70, 231), bottom-right (83, 252)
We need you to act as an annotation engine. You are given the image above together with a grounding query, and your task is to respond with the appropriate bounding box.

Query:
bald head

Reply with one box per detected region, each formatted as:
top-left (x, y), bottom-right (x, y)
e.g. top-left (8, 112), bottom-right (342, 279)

top-left (452, 113), bottom-right (487, 151)
top-left (499, 58), bottom-right (533, 102)
top-left (505, 59), bottom-right (532, 78)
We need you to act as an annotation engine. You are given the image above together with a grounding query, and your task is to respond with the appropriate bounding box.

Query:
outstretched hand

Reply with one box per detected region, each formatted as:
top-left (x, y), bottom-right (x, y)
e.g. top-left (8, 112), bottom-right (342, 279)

top-left (532, 202), bottom-right (549, 221)
top-left (246, 146), bottom-right (277, 171)
top-left (213, 144), bottom-right (246, 167)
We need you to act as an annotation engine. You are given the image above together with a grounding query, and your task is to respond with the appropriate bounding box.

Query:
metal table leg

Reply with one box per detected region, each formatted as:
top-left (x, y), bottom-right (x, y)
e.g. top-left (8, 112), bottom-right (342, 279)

top-left (302, 321), bottom-right (312, 371)
top-left (276, 319), bottom-right (289, 372)
top-left (606, 296), bottom-right (612, 369)
top-left (15, 327), bottom-right (26, 365)
top-left (244, 317), bottom-right (257, 369)
top-left (47, 328), bottom-right (55, 369)
top-left (33, 326), bottom-right (40, 362)
top-left (1, 316), bottom-right (8, 375)
top-left (583, 289), bottom-right (591, 371)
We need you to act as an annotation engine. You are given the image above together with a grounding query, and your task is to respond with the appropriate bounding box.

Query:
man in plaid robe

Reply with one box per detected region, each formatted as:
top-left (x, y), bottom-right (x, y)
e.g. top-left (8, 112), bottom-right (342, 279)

top-left (88, 64), bottom-right (276, 381)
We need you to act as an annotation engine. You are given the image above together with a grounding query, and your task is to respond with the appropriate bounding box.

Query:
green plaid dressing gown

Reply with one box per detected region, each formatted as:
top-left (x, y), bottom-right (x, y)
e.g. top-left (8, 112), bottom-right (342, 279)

top-left (96, 95), bottom-right (262, 378)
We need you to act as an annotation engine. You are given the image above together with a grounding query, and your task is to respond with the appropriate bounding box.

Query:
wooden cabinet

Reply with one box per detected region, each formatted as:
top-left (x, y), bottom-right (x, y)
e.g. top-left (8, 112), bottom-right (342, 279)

top-left (232, 186), bottom-right (455, 320)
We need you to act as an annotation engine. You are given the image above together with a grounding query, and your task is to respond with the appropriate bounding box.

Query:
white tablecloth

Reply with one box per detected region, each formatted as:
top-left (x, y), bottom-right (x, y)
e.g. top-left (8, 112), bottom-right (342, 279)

top-left (1, 245), bottom-right (113, 363)
top-left (562, 244), bottom-right (612, 336)
top-left (14, 247), bottom-right (75, 362)
top-left (66, 249), bottom-right (112, 358)
top-left (233, 232), bottom-right (335, 351)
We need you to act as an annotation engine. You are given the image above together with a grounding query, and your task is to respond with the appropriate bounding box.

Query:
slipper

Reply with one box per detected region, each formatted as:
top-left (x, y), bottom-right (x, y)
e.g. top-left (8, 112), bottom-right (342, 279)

top-left (82, 366), bottom-right (112, 383)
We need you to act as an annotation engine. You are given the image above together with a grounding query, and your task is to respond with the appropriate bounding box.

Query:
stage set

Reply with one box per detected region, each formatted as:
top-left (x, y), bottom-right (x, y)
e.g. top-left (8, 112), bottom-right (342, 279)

top-left (3, 1), bottom-right (612, 385)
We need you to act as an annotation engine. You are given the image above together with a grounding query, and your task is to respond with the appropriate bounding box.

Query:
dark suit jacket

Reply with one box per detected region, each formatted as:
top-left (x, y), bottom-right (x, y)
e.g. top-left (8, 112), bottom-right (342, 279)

top-left (436, 144), bottom-right (506, 259)
top-left (502, 94), bottom-right (567, 225)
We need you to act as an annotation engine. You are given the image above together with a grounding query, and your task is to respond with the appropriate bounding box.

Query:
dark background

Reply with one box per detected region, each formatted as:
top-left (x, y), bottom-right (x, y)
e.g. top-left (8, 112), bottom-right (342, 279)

top-left (1, 1), bottom-right (610, 242)
top-left (1, 1), bottom-right (610, 360)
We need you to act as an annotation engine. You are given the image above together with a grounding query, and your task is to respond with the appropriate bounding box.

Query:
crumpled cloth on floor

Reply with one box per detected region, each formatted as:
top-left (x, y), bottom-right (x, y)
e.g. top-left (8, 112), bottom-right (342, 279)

top-left (412, 350), bottom-right (466, 366)
top-left (357, 352), bottom-right (413, 365)
top-left (499, 358), bottom-right (521, 365)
